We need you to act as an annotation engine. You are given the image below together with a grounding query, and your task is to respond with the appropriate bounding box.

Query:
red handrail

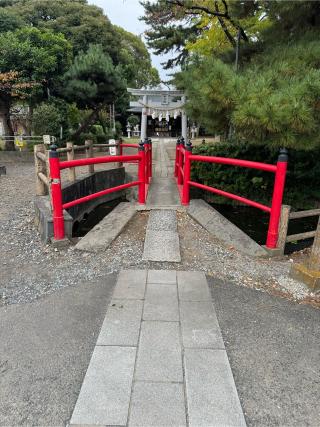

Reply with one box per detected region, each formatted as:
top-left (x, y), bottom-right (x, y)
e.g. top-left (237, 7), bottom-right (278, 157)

top-left (49, 140), bottom-right (152, 241)
top-left (175, 140), bottom-right (288, 249)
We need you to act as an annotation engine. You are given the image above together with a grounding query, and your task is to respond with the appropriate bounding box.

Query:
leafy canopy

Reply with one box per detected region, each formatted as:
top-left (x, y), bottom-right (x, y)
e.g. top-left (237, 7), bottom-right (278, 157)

top-left (171, 1), bottom-right (320, 149)
top-left (0, 27), bottom-right (72, 80)
top-left (63, 44), bottom-right (126, 110)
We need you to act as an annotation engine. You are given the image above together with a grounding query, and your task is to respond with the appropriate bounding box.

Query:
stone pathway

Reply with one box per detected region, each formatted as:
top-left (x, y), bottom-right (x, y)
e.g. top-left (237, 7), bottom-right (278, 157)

top-left (70, 269), bottom-right (246, 427)
top-left (143, 209), bottom-right (181, 262)
top-left (146, 139), bottom-right (180, 208)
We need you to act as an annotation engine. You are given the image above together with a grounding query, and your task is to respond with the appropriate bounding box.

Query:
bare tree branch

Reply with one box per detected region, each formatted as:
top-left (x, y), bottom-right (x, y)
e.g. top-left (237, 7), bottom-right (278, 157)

top-left (166, 0), bottom-right (248, 43)
top-left (221, 0), bottom-right (248, 42)
top-left (166, 0), bottom-right (227, 18)
top-left (215, 1), bottom-right (236, 47)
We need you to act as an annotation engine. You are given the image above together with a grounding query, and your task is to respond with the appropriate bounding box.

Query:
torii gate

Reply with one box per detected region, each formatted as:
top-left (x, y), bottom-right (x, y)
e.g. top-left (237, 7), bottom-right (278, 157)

top-left (127, 88), bottom-right (187, 141)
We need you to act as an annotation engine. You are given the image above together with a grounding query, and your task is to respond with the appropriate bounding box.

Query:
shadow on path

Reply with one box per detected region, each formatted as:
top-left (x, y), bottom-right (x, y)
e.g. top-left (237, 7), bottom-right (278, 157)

top-left (209, 276), bottom-right (320, 427)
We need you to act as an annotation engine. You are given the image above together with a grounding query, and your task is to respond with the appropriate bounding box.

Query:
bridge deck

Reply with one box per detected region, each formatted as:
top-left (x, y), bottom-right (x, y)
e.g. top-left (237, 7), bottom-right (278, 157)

top-left (70, 269), bottom-right (246, 426)
top-left (146, 139), bottom-right (180, 208)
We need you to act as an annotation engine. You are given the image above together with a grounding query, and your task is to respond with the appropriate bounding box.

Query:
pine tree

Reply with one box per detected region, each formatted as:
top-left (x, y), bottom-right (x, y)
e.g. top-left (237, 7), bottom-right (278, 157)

top-left (63, 45), bottom-right (126, 139)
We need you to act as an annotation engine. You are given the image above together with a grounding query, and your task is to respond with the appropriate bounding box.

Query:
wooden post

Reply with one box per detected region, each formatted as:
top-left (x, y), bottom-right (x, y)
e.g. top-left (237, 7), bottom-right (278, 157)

top-left (116, 139), bottom-right (122, 168)
top-left (85, 140), bottom-right (94, 174)
top-left (34, 144), bottom-right (47, 195)
top-left (290, 215), bottom-right (320, 290)
top-left (309, 217), bottom-right (320, 271)
top-left (66, 142), bottom-right (76, 182)
top-left (277, 205), bottom-right (291, 255)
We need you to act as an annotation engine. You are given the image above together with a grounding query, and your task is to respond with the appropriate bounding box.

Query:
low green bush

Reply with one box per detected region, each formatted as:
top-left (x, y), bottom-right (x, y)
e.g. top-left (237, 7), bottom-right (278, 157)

top-left (191, 142), bottom-right (320, 209)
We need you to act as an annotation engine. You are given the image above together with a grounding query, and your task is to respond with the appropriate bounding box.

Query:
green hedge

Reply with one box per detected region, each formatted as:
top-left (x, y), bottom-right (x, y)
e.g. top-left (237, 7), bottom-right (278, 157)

top-left (191, 142), bottom-right (320, 209)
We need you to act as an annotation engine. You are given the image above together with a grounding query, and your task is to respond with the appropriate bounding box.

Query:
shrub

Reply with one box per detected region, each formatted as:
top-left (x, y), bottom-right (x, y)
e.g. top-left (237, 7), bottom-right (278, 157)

top-left (191, 141), bottom-right (320, 209)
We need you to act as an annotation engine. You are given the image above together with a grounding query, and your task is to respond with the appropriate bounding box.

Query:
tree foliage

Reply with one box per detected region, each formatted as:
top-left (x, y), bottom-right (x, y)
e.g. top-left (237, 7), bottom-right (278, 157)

top-left (63, 44), bottom-right (126, 139)
top-left (171, 1), bottom-right (320, 149)
top-left (0, 0), bottom-right (159, 146)
top-left (141, 0), bottom-right (254, 69)
top-left (0, 27), bottom-right (71, 147)
top-left (32, 102), bottom-right (62, 136)
top-left (191, 141), bottom-right (320, 209)
top-left (0, 27), bottom-right (72, 79)
top-left (3, 0), bottom-right (159, 87)
top-left (114, 25), bottom-right (160, 88)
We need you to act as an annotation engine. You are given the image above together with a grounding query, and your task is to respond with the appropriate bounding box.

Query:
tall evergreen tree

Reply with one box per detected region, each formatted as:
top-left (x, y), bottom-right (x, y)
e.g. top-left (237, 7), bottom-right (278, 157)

top-left (63, 44), bottom-right (126, 139)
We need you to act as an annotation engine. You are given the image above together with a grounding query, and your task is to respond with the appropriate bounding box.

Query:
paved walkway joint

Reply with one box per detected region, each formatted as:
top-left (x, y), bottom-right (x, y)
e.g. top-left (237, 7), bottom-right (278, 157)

top-left (70, 269), bottom-right (246, 427)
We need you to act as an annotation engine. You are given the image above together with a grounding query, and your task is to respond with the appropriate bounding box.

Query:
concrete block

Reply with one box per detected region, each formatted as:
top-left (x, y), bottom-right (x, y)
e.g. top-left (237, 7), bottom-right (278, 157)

top-left (187, 199), bottom-right (213, 225)
top-left (147, 269), bottom-right (177, 284)
top-left (34, 196), bottom-right (73, 243)
top-left (75, 202), bottom-right (136, 252)
top-left (188, 199), bottom-right (267, 258)
top-left (70, 346), bottom-right (136, 427)
top-left (50, 237), bottom-right (70, 248)
top-left (147, 209), bottom-right (177, 231)
top-left (180, 301), bottom-right (225, 349)
top-left (143, 230), bottom-right (181, 262)
top-left (34, 167), bottom-right (125, 243)
top-left (112, 269), bottom-right (147, 300)
top-left (129, 382), bottom-right (186, 427)
top-left (97, 299), bottom-right (143, 346)
top-left (184, 348), bottom-right (246, 427)
top-left (135, 321), bottom-right (183, 382)
top-left (290, 263), bottom-right (320, 291)
top-left (143, 284), bottom-right (179, 321)
top-left (177, 271), bottom-right (210, 301)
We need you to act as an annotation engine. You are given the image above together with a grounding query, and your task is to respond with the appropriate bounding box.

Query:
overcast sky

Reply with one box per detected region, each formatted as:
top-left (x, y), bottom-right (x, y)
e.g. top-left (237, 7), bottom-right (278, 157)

top-left (89, 0), bottom-right (170, 81)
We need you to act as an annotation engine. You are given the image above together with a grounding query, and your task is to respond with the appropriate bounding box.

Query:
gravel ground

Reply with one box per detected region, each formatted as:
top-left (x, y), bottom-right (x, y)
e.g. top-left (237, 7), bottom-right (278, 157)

top-left (0, 160), bottom-right (319, 308)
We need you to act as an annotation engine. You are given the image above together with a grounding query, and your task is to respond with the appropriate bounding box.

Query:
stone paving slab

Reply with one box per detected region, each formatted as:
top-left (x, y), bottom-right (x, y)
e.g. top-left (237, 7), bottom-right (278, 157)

top-left (188, 199), bottom-right (267, 258)
top-left (180, 300), bottom-right (225, 349)
top-left (75, 202), bottom-right (136, 253)
top-left (177, 270), bottom-right (211, 301)
top-left (143, 208), bottom-right (181, 263)
top-left (148, 269), bottom-right (177, 284)
top-left (112, 269), bottom-right (147, 300)
top-left (129, 382), bottom-right (186, 427)
top-left (146, 178), bottom-right (180, 207)
top-left (143, 229), bottom-right (181, 262)
top-left (147, 209), bottom-right (177, 232)
top-left (135, 321), bottom-right (183, 382)
top-left (70, 346), bottom-right (136, 426)
top-left (70, 269), bottom-right (246, 426)
top-left (97, 299), bottom-right (143, 346)
top-left (184, 348), bottom-right (247, 427)
top-left (143, 284), bottom-right (179, 321)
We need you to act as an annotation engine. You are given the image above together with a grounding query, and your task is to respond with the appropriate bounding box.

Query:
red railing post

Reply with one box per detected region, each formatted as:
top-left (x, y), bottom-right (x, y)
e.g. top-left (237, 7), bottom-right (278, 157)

top-left (266, 148), bottom-right (288, 248)
top-left (144, 137), bottom-right (151, 183)
top-left (182, 140), bottom-right (192, 205)
top-left (177, 137), bottom-right (184, 185)
top-left (174, 137), bottom-right (181, 177)
top-left (148, 137), bottom-right (153, 179)
top-left (138, 140), bottom-right (146, 204)
top-left (49, 145), bottom-right (65, 240)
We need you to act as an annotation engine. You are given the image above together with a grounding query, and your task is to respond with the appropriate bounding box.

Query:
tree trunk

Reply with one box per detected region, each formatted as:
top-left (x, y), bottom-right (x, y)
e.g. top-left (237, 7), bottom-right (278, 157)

top-left (0, 97), bottom-right (14, 150)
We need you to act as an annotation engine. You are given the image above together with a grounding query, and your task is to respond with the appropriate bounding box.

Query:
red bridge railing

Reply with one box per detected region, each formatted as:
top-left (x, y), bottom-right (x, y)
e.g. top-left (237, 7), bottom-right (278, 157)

top-left (175, 138), bottom-right (288, 249)
top-left (49, 139), bottom-right (152, 241)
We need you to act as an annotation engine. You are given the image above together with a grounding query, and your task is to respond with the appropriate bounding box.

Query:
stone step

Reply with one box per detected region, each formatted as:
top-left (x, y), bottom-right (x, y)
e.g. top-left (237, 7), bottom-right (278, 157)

top-left (143, 209), bottom-right (181, 262)
top-left (75, 202), bottom-right (136, 252)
